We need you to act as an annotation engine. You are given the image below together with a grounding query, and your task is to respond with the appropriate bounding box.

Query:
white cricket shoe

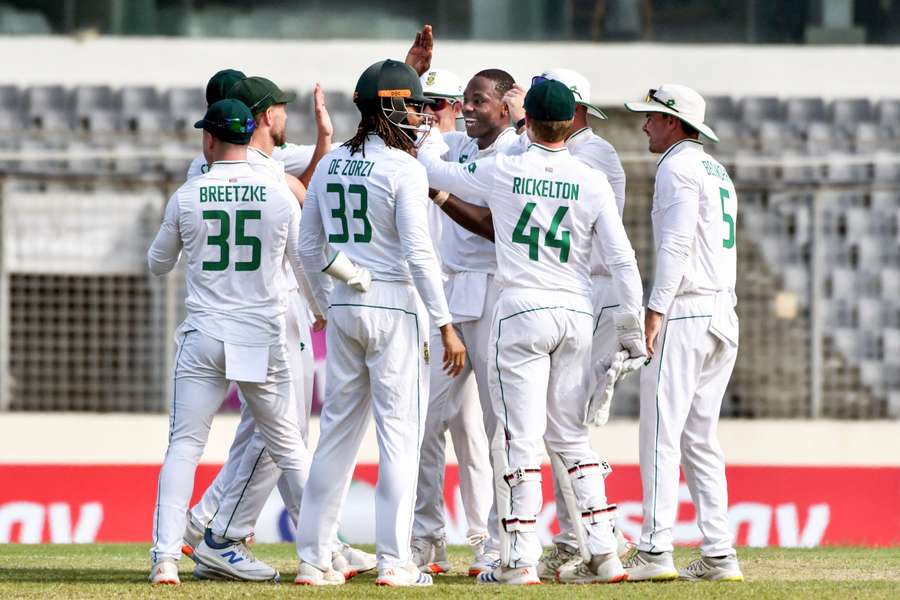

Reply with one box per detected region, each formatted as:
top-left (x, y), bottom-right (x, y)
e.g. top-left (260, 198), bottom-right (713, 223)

top-left (476, 565), bottom-right (541, 585)
top-left (679, 555), bottom-right (744, 582)
top-left (332, 543), bottom-right (377, 579)
top-left (622, 549), bottom-right (678, 582)
top-left (467, 536), bottom-right (500, 577)
top-left (148, 559), bottom-right (180, 585)
top-left (180, 512), bottom-right (204, 560)
top-left (192, 529), bottom-right (279, 582)
top-left (614, 525), bottom-right (636, 559)
top-left (557, 552), bottom-right (628, 584)
top-left (536, 543), bottom-right (579, 580)
top-left (375, 562), bottom-right (433, 586)
top-left (410, 537), bottom-right (451, 574)
top-left (294, 560), bottom-right (345, 586)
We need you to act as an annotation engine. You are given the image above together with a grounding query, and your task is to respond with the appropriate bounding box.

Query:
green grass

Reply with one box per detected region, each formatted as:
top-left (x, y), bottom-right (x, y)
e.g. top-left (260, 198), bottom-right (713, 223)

top-left (0, 544), bottom-right (898, 599)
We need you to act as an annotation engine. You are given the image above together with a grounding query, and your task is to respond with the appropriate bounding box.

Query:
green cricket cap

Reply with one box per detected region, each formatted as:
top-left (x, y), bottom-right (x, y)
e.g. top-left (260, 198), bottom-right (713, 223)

top-left (206, 69), bottom-right (246, 106)
top-left (524, 79), bottom-right (576, 121)
top-left (226, 76), bottom-right (296, 116)
top-left (194, 99), bottom-right (255, 145)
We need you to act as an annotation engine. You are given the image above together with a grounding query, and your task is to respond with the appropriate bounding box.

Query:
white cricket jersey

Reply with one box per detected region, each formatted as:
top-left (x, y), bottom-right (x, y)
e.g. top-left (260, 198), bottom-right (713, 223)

top-left (418, 136), bottom-right (643, 316)
top-left (148, 160), bottom-right (308, 346)
top-left (436, 128), bottom-right (520, 274)
top-left (647, 138), bottom-right (738, 314)
top-left (565, 128), bottom-right (627, 277)
top-left (299, 135), bottom-right (452, 328)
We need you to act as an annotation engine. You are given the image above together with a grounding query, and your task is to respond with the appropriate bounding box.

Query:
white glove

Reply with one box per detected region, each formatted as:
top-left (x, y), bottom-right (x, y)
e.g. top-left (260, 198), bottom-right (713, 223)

top-left (584, 350), bottom-right (645, 427)
top-left (614, 312), bottom-right (647, 360)
top-left (323, 251), bottom-right (372, 292)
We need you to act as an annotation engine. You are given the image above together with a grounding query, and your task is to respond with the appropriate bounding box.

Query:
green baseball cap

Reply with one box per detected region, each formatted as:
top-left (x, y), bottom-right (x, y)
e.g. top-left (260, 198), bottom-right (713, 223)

top-left (226, 76), bottom-right (296, 116)
top-left (194, 99), bottom-right (255, 144)
top-left (206, 69), bottom-right (246, 106)
top-left (524, 79), bottom-right (576, 121)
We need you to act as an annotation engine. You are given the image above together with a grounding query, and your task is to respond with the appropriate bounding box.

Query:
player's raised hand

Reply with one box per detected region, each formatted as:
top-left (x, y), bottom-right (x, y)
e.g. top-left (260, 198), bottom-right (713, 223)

top-left (439, 323), bottom-right (466, 377)
top-left (405, 24), bottom-right (433, 76)
top-left (503, 84), bottom-right (527, 126)
top-left (312, 314), bottom-right (327, 332)
top-left (313, 83), bottom-right (333, 140)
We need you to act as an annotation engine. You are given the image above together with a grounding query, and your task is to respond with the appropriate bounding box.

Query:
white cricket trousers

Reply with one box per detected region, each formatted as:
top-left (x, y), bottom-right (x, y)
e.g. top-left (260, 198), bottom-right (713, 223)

top-left (638, 293), bottom-right (738, 557)
top-left (490, 288), bottom-right (618, 568)
top-left (150, 327), bottom-right (310, 562)
top-left (296, 281), bottom-right (429, 571)
top-left (552, 275), bottom-right (619, 550)
top-left (189, 291), bottom-right (314, 539)
top-left (413, 274), bottom-right (496, 545)
top-left (191, 291), bottom-right (315, 539)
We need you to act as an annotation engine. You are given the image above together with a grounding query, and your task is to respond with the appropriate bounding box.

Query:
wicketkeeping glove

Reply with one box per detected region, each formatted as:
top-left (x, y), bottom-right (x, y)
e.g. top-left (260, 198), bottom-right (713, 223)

top-left (614, 312), bottom-right (647, 362)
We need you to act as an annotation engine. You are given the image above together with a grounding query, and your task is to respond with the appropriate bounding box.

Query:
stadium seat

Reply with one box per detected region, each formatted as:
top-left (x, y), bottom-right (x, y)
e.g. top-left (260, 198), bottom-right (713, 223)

top-left (704, 95), bottom-right (737, 122)
top-left (165, 87), bottom-right (206, 133)
top-left (830, 98), bottom-right (873, 124)
top-left (739, 96), bottom-right (782, 124)
top-left (785, 97), bottom-right (826, 125)
top-left (25, 85), bottom-right (71, 132)
top-left (829, 268), bottom-right (857, 299)
top-left (120, 86), bottom-right (165, 133)
top-left (0, 85), bottom-right (21, 109)
top-left (831, 328), bottom-right (859, 357)
top-left (876, 98), bottom-right (900, 126)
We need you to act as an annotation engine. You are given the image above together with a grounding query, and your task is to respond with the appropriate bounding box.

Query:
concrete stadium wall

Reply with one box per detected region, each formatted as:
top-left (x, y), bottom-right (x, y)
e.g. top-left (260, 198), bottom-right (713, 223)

top-left (1, 414), bottom-right (898, 465)
top-left (1, 36), bottom-right (900, 102)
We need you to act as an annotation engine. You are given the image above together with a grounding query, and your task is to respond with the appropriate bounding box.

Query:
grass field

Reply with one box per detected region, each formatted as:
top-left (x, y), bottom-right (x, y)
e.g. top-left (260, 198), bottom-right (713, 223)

top-left (1, 544), bottom-right (899, 599)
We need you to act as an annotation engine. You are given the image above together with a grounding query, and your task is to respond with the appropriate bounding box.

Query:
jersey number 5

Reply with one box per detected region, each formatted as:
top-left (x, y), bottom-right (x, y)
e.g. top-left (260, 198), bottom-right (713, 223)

top-left (512, 202), bottom-right (570, 263)
top-left (720, 187), bottom-right (735, 249)
top-left (202, 210), bottom-right (262, 272)
top-left (327, 183), bottom-right (372, 244)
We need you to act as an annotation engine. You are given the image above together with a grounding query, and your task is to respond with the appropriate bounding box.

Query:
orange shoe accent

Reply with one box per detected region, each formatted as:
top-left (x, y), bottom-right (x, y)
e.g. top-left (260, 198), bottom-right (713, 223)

top-left (180, 544), bottom-right (194, 556)
top-left (428, 563), bottom-right (447, 574)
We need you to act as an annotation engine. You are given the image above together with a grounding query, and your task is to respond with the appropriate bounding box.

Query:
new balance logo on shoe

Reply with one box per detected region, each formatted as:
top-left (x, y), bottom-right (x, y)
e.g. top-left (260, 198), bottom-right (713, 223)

top-left (221, 550), bottom-right (244, 565)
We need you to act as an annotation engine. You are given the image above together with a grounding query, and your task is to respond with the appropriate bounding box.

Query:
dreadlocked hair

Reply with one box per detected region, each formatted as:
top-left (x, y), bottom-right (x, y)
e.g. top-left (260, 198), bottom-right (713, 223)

top-left (343, 102), bottom-right (416, 158)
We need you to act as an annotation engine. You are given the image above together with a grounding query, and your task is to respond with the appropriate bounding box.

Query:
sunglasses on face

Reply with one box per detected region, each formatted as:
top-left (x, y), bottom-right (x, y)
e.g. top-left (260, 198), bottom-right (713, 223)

top-left (427, 97), bottom-right (458, 112)
top-left (645, 89), bottom-right (678, 112)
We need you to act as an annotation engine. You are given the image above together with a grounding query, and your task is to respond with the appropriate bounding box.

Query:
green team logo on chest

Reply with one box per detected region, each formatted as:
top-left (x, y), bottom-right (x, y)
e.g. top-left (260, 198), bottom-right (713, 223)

top-left (512, 176), bottom-right (579, 201)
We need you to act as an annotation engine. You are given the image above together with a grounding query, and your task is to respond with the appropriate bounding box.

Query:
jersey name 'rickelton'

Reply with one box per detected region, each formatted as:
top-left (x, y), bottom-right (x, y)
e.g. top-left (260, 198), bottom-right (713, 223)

top-left (512, 176), bottom-right (580, 201)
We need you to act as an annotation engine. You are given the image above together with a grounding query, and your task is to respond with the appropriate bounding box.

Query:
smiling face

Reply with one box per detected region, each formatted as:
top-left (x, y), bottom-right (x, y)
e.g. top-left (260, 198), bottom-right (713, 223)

top-left (462, 76), bottom-right (509, 144)
top-left (424, 97), bottom-right (462, 133)
top-left (642, 112), bottom-right (683, 153)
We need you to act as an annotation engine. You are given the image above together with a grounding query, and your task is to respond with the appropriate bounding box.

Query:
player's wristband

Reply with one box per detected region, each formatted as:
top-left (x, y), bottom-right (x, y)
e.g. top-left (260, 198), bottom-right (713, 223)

top-left (432, 191), bottom-right (449, 207)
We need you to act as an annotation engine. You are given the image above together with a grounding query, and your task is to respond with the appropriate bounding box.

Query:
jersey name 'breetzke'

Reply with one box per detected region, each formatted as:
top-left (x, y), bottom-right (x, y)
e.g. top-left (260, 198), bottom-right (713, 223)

top-left (298, 135), bottom-right (452, 328)
top-left (647, 138), bottom-right (738, 314)
top-left (417, 133), bottom-right (642, 316)
top-left (147, 160), bottom-right (315, 346)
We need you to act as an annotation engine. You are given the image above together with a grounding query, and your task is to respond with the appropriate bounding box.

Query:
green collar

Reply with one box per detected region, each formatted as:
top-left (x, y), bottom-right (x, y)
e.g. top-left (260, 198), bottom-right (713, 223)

top-left (527, 142), bottom-right (567, 153)
top-left (657, 138), bottom-right (702, 166)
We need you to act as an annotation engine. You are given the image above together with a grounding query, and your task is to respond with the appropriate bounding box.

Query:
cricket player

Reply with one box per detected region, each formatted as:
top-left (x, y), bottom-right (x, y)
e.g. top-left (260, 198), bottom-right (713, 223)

top-left (623, 84), bottom-right (743, 582)
top-left (410, 67), bottom-right (494, 576)
top-left (418, 80), bottom-right (645, 585)
top-left (416, 68), bottom-right (523, 576)
top-left (147, 99), bottom-right (319, 585)
top-left (294, 59), bottom-right (466, 587)
top-left (504, 68), bottom-right (633, 578)
top-left (184, 76), bottom-right (375, 582)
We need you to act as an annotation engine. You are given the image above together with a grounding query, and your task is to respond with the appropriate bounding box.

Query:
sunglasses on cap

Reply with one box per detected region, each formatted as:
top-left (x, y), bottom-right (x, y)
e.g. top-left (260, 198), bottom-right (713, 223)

top-left (531, 76), bottom-right (583, 101)
top-left (210, 117), bottom-right (255, 134)
top-left (248, 92), bottom-right (274, 112)
top-left (645, 89), bottom-right (679, 113)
